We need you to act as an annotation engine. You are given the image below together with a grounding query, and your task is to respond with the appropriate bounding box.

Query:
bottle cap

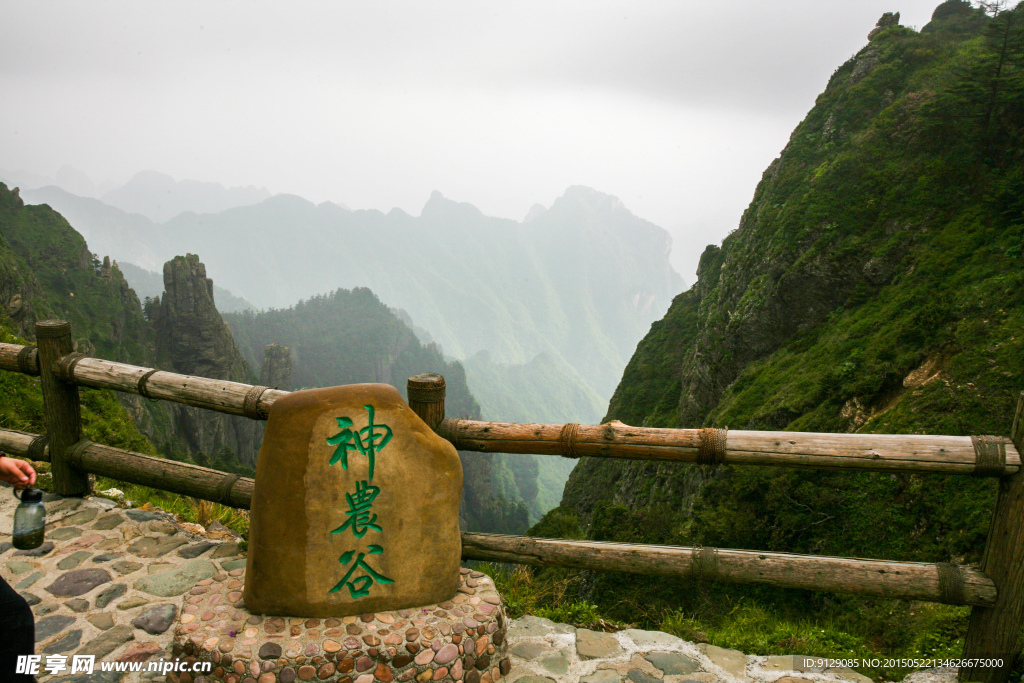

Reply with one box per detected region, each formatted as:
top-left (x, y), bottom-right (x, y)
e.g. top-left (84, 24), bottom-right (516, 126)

top-left (18, 488), bottom-right (43, 503)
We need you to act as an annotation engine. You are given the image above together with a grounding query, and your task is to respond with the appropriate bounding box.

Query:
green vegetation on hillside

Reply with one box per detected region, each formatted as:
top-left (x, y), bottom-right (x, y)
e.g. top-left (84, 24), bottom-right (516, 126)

top-left (544, 2), bottom-right (1024, 679)
top-left (224, 288), bottom-right (532, 533)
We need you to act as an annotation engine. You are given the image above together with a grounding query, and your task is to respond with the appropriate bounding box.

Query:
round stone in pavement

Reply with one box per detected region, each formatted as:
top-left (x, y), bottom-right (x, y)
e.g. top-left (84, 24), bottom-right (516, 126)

top-left (125, 509), bottom-right (166, 522)
top-left (42, 629), bottom-right (82, 654)
top-left (57, 550), bottom-right (93, 570)
top-left (35, 614), bottom-right (76, 642)
top-left (18, 592), bottom-right (40, 606)
top-left (511, 642), bottom-right (552, 660)
top-left (132, 604), bottom-right (178, 634)
top-left (66, 598), bottom-right (89, 613)
top-left (95, 583), bottom-right (128, 608)
top-left (581, 671), bottom-right (624, 683)
top-left (118, 596), bottom-right (150, 610)
top-left (92, 552), bottom-right (123, 563)
top-left (260, 642), bottom-right (283, 660)
top-left (78, 624), bottom-right (134, 658)
top-left (49, 526), bottom-right (84, 540)
top-left (92, 513), bottom-right (126, 530)
top-left (133, 559), bottom-right (216, 597)
top-left (644, 652), bottom-right (701, 675)
top-left (512, 678), bottom-right (557, 683)
top-left (177, 541), bottom-right (217, 559)
top-left (13, 541), bottom-right (54, 557)
top-left (576, 629), bottom-right (624, 660)
top-left (60, 508), bottom-right (100, 525)
top-left (46, 568), bottom-right (112, 597)
top-left (627, 670), bottom-right (660, 683)
top-left (87, 613), bottom-right (115, 630)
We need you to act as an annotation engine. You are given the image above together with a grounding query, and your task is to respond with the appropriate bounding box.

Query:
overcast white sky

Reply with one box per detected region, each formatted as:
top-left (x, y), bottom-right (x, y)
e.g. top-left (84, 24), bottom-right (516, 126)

top-left (2, 0), bottom-right (949, 280)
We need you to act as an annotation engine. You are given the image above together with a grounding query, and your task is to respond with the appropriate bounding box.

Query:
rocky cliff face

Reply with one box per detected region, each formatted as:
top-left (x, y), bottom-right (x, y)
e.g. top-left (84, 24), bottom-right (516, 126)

top-left (259, 343), bottom-right (292, 390)
top-left (0, 182), bottom-right (150, 360)
top-left (145, 254), bottom-right (263, 466)
top-left (559, 4), bottom-right (1023, 555)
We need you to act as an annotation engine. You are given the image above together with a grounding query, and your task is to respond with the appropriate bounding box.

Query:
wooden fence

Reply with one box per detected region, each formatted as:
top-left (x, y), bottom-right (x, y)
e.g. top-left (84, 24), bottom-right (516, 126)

top-left (1, 320), bottom-right (1022, 683)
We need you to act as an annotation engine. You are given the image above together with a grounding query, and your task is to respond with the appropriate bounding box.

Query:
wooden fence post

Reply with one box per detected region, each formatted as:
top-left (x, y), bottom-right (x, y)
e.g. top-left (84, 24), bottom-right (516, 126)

top-left (960, 390), bottom-right (1024, 683)
top-left (407, 373), bottom-right (446, 431)
top-left (35, 320), bottom-right (89, 496)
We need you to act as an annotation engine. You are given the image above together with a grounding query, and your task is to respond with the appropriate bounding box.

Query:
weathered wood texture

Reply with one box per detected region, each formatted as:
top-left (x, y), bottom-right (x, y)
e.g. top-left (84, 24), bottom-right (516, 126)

top-left (461, 532), bottom-right (997, 607)
top-left (407, 373), bottom-right (446, 430)
top-left (65, 439), bottom-right (255, 509)
top-left (35, 322), bottom-right (89, 496)
top-left (0, 426), bottom-right (252, 508)
top-left (50, 353), bottom-right (289, 419)
top-left (0, 418), bottom-right (1005, 611)
top-left (0, 342), bottom-right (39, 375)
top-left (961, 391), bottom-right (1024, 683)
top-left (437, 419), bottom-right (1021, 476)
top-left (0, 429), bottom-right (48, 461)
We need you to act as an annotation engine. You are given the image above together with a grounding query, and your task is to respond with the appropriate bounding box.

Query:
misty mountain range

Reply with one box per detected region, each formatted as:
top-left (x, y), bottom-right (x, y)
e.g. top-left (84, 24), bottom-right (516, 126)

top-left (13, 173), bottom-right (684, 404)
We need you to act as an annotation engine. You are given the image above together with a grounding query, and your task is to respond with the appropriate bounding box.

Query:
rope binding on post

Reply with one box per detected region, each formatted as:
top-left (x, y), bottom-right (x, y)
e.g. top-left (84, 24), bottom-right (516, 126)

top-left (27, 435), bottom-right (49, 462)
top-left (970, 435), bottom-right (1007, 477)
top-left (697, 427), bottom-right (728, 465)
top-left (65, 439), bottom-right (93, 469)
top-left (136, 369), bottom-right (159, 401)
top-left (54, 352), bottom-right (87, 383)
top-left (17, 345), bottom-right (38, 375)
top-left (559, 422), bottom-right (581, 459)
top-left (242, 385), bottom-right (270, 419)
top-left (936, 562), bottom-right (967, 605)
top-left (690, 546), bottom-right (719, 581)
top-left (217, 473), bottom-right (241, 505)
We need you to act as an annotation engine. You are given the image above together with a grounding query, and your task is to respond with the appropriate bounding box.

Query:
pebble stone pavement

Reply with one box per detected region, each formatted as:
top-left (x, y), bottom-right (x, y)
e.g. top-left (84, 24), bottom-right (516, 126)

top-left (0, 489), bottom-right (961, 683)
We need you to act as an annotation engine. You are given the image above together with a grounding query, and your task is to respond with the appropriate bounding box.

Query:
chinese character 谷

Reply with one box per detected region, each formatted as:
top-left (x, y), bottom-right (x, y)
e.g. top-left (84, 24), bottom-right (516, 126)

top-left (329, 544), bottom-right (394, 598)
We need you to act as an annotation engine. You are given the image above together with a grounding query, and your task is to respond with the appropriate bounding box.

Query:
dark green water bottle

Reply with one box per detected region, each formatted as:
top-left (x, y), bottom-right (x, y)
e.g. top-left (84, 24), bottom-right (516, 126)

top-left (12, 487), bottom-right (45, 550)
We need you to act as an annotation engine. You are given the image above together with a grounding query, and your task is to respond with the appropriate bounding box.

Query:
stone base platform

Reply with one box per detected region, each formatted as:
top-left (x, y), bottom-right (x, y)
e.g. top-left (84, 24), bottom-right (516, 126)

top-left (167, 568), bottom-right (511, 683)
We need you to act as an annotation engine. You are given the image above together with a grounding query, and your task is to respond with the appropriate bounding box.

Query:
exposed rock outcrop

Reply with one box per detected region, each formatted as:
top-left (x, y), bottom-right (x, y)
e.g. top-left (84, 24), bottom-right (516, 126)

top-left (146, 254), bottom-right (263, 467)
top-left (259, 343), bottom-right (292, 390)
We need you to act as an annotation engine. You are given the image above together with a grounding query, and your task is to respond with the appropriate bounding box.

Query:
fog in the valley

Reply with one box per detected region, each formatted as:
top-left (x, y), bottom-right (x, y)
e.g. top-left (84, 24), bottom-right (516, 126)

top-left (3, 0), bottom-right (946, 281)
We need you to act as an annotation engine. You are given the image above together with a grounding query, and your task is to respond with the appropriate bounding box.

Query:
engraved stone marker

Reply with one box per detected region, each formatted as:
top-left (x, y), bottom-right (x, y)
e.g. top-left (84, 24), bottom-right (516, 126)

top-left (243, 383), bottom-right (463, 616)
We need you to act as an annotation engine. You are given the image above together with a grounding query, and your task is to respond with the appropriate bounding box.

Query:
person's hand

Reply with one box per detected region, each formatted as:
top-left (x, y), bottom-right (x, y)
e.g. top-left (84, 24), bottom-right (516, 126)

top-left (0, 454), bottom-right (36, 489)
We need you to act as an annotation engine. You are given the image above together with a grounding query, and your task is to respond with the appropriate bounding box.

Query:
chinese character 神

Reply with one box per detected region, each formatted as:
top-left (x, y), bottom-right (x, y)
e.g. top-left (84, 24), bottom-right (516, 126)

top-left (327, 404), bottom-right (392, 481)
top-left (330, 545), bottom-right (394, 598)
top-left (332, 480), bottom-right (382, 538)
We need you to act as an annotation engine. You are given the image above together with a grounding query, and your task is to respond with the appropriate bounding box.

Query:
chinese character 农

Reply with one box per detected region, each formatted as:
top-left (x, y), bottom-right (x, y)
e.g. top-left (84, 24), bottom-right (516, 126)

top-left (332, 480), bottom-right (382, 538)
top-left (330, 545), bottom-right (394, 598)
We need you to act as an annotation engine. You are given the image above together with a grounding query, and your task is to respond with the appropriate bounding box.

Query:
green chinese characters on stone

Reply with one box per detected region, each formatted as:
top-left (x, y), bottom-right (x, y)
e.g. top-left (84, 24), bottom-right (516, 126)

top-left (326, 404), bottom-right (393, 481)
top-left (332, 480), bottom-right (381, 539)
top-left (330, 545), bottom-right (395, 599)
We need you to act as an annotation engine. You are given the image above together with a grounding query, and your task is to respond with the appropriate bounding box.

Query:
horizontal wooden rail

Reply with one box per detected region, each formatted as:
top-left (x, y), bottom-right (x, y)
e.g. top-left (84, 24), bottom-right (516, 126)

top-left (2, 341), bottom-right (1018, 477)
top-left (0, 427), bottom-right (253, 509)
top-left (438, 418), bottom-right (1021, 477)
top-left (0, 343), bottom-right (289, 419)
top-left (2, 422), bottom-right (994, 609)
top-left (461, 532), bottom-right (997, 607)
top-left (0, 343), bottom-right (39, 375)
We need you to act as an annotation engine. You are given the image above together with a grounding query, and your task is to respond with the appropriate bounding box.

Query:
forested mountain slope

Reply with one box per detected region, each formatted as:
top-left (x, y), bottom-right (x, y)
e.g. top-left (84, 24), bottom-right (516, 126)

top-left (549, 0), bottom-right (1024, 664)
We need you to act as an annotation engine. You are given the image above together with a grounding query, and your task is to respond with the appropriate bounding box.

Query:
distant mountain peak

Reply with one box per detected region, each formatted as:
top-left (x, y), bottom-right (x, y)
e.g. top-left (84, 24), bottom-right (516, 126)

top-left (553, 186), bottom-right (627, 213)
top-left (420, 190), bottom-right (484, 221)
